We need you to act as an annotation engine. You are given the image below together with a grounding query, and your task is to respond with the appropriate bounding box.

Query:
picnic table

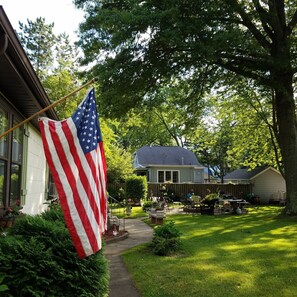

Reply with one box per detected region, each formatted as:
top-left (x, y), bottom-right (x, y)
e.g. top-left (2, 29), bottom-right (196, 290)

top-left (200, 198), bottom-right (250, 215)
top-left (215, 199), bottom-right (250, 215)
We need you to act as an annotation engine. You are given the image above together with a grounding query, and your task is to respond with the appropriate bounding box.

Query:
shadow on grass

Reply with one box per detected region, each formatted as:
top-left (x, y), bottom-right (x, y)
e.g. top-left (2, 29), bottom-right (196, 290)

top-left (123, 206), bottom-right (297, 297)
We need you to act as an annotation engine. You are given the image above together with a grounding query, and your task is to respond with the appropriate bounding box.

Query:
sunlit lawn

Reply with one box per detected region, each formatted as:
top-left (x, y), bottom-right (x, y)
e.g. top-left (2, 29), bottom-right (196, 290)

top-left (110, 205), bottom-right (147, 219)
top-left (122, 206), bottom-right (297, 297)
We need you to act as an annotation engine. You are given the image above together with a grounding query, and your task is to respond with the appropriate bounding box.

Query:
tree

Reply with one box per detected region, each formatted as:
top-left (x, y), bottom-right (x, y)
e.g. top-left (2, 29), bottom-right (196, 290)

top-left (109, 82), bottom-right (206, 151)
top-left (100, 119), bottom-right (134, 183)
top-left (191, 87), bottom-right (281, 183)
top-left (18, 18), bottom-right (84, 119)
top-left (18, 18), bottom-right (56, 80)
top-left (74, 0), bottom-right (297, 214)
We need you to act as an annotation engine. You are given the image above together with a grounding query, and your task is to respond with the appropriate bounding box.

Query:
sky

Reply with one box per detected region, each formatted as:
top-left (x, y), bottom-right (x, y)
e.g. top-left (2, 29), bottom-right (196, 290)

top-left (0, 0), bottom-right (85, 41)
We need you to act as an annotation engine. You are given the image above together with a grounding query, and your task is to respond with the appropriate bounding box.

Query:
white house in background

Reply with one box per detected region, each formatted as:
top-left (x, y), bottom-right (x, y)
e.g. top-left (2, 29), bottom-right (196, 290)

top-left (133, 146), bottom-right (205, 183)
top-left (0, 6), bottom-right (58, 216)
top-left (224, 166), bottom-right (286, 204)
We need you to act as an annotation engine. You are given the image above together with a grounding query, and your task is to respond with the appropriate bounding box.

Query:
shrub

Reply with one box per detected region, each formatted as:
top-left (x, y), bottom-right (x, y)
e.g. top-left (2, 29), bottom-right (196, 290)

top-left (125, 175), bottom-right (148, 203)
top-left (40, 204), bottom-right (65, 223)
top-left (0, 210), bottom-right (109, 297)
top-left (151, 221), bottom-right (181, 256)
top-left (142, 201), bottom-right (153, 211)
top-left (204, 193), bottom-right (219, 201)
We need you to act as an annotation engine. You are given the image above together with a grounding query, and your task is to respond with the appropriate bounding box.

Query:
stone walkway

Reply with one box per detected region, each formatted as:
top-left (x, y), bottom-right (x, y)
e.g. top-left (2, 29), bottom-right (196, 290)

top-left (104, 218), bottom-right (153, 297)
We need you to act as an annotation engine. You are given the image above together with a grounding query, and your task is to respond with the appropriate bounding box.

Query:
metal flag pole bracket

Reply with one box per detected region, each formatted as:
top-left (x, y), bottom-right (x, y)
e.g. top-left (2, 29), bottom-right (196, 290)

top-left (0, 78), bottom-right (97, 139)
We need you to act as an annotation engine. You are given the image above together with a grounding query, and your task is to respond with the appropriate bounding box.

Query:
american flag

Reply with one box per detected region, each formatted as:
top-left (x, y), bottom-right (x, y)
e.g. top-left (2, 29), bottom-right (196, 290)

top-left (39, 88), bottom-right (107, 258)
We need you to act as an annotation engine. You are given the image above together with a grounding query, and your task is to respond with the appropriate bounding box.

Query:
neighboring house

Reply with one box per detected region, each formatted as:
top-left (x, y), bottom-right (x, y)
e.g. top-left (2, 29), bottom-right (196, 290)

top-left (0, 6), bottom-right (58, 216)
top-left (224, 166), bottom-right (286, 204)
top-left (203, 167), bottom-right (218, 183)
top-left (133, 146), bottom-right (205, 184)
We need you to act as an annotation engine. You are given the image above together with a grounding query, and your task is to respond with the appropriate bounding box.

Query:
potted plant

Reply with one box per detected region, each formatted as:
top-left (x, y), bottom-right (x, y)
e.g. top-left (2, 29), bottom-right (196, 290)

top-left (126, 205), bottom-right (132, 216)
top-left (0, 199), bottom-right (24, 228)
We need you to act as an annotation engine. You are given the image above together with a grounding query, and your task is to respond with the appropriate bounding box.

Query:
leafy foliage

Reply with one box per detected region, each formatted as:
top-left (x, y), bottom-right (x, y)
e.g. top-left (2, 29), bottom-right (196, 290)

top-left (0, 209), bottom-right (109, 297)
top-left (151, 221), bottom-right (181, 256)
top-left (74, 0), bottom-right (297, 213)
top-left (125, 175), bottom-right (148, 202)
top-left (18, 18), bottom-right (82, 119)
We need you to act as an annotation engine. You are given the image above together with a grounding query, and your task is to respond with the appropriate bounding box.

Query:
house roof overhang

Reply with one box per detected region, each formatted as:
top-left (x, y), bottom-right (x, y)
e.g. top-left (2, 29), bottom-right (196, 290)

top-left (0, 6), bottom-right (58, 129)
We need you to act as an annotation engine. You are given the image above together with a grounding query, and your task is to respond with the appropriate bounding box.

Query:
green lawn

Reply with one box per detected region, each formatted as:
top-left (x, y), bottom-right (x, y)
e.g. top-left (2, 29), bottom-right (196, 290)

top-left (110, 205), bottom-right (147, 219)
top-left (122, 206), bottom-right (297, 297)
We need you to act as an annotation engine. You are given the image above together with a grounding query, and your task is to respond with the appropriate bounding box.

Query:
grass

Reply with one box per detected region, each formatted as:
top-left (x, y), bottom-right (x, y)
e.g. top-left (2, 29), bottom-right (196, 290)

top-left (110, 205), bottom-right (147, 219)
top-left (122, 206), bottom-right (297, 297)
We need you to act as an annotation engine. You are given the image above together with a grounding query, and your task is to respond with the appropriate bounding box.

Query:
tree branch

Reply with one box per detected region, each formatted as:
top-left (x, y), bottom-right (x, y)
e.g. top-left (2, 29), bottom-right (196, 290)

top-left (252, 0), bottom-right (274, 39)
top-left (287, 10), bottom-right (297, 34)
top-left (226, 0), bottom-right (271, 50)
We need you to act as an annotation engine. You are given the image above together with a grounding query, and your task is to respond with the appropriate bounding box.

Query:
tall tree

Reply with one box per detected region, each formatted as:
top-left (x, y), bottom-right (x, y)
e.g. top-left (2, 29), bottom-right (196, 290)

top-left (75, 0), bottom-right (297, 214)
top-left (191, 87), bottom-right (281, 183)
top-left (18, 18), bottom-right (56, 80)
top-left (18, 19), bottom-right (83, 118)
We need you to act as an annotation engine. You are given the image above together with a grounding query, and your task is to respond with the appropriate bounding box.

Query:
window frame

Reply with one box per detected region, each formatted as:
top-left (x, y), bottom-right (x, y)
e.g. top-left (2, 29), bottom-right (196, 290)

top-left (0, 97), bottom-right (24, 211)
top-left (157, 170), bottom-right (180, 183)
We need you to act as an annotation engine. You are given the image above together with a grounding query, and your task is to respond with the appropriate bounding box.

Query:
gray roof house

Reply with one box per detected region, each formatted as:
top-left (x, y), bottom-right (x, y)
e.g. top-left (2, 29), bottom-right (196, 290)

top-left (133, 146), bottom-right (205, 183)
top-left (224, 166), bottom-right (286, 204)
top-left (0, 6), bottom-right (58, 216)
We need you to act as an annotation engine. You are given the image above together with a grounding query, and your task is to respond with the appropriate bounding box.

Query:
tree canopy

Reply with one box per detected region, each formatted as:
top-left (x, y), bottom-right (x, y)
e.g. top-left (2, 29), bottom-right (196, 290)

top-left (75, 0), bottom-right (297, 214)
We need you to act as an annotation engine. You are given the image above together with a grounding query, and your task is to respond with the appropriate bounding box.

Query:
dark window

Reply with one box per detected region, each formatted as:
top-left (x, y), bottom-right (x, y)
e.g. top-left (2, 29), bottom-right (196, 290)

top-left (158, 170), bottom-right (179, 183)
top-left (172, 171), bottom-right (179, 183)
top-left (158, 171), bottom-right (164, 183)
top-left (0, 104), bottom-right (23, 210)
top-left (165, 171), bottom-right (171, 182)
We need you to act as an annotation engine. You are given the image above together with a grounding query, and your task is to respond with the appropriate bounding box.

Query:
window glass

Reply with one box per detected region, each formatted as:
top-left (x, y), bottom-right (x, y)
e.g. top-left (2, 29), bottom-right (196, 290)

top-left (12, 124), bottom-right (23, 163)
top-left (165, 171), bottom-right (171, 182)
top-left (0, 160), bottom-right (6, 207)
top-left (158, 171), bottom-right (164, 183)
top-left (173, 171), bottom-right (179, 183)
top-left (0, 108), bottom-right (8, 158)
top-left (0, 101), bottom-right (24, 210)
top-left (10, 163), bottom-right (21, 206)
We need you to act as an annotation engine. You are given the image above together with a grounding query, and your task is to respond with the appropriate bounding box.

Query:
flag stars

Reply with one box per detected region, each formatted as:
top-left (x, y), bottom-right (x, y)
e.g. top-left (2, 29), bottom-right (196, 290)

top-left (72, 89), bottom-right (102, 153)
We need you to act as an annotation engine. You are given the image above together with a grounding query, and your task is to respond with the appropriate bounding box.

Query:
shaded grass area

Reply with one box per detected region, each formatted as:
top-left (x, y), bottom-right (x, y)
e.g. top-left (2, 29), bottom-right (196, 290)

top-left (122, 206), bottom-right (297, 297)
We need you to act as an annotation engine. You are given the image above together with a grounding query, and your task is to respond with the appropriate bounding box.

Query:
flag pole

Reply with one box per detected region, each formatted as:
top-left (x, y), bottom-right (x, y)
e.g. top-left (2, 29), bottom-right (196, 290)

top-left (0, 78), bottom-right (96, 139)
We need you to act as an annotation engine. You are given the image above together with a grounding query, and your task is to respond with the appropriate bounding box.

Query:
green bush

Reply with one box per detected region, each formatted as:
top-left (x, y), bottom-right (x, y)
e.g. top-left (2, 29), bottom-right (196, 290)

top-left (40, 204), bottom-right (65, 223)
top-left (125, 175), bottom-right (148, 203)
top-left (142, 201), bottom-right (153, 211)
top-left (204, 193), bottom-right (219, 201)
top-left (151, 221), bottom-right (182, 256)
top-left (0, 209), bottom-right (109, 297)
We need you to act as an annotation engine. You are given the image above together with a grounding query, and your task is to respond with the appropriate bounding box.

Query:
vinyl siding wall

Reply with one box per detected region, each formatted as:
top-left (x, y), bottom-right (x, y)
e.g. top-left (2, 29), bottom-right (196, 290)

top-left (22, 124), bottom-right (48, 215)
top-left (252, 170), bottom-right (286, 203)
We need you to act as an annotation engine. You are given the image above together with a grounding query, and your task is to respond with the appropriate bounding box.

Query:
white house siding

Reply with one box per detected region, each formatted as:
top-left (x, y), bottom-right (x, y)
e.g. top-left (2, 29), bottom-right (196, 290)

top-left (22, 124), bottom-right (48, 215)
top-left (252, 169), bottom-right (286, 204)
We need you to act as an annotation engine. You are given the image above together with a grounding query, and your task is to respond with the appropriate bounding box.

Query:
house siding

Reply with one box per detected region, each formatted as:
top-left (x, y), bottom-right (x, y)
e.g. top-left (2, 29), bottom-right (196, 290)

top-left (252, 170), bottom-right (286, 203)
top-left (22, 124), bottom-right (48, 215)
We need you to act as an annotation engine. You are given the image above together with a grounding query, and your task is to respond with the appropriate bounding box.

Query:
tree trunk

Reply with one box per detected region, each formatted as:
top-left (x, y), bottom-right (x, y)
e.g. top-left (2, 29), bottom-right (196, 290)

top-left (274, 74), bottom-right (297, 214)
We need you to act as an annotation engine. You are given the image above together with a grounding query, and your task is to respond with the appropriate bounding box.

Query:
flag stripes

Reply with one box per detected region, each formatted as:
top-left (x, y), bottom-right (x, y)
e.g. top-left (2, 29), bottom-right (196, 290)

top-left (39, 88), bottom-right (107, 258)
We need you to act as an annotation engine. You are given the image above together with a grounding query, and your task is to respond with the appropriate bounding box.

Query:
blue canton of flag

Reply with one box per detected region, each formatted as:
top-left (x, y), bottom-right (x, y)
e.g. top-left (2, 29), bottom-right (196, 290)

top-left (72, 88), bottom-right (102, 154)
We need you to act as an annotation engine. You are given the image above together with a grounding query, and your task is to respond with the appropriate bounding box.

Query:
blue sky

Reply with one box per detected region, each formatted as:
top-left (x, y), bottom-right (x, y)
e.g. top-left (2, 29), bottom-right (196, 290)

top-left (0, 0), bottom-right (84, 41)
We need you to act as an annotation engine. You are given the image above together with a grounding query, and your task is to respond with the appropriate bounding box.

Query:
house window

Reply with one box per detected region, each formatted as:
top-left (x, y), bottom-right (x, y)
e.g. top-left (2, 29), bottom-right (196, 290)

top-left (158, 170), bottom-right (179, 183)
top-left (0, 104), bottom-right (23, 210)
top-left (158, 171), bottom-right (164, 183)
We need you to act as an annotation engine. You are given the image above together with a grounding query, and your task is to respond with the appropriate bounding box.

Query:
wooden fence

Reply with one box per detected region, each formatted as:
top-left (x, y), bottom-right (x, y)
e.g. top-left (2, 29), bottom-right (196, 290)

top-left (108, 183), bottom-right (252, 201)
